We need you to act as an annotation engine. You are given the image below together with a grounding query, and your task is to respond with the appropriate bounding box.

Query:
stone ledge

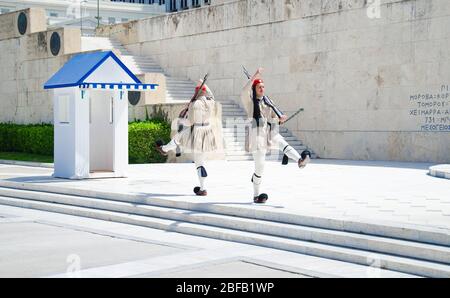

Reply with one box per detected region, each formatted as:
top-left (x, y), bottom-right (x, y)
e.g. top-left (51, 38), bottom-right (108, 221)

top-left (0, 159), bottom-right (53, 168)
top-left (429, 164), bottom-right (450, 180)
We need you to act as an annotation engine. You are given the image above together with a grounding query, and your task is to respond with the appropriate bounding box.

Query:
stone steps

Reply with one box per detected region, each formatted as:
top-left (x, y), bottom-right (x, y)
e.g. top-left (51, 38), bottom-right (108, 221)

top-left (81, 36), bottom-right (194, 104)
top-left (124, 62), bottom-right (163, 68)
top-left (166, 80), bottom-right (196, 84)
top-left (0, 184), bottom-right (449, 277)
top-left (222, 113), bottom-right (246, 116)
top-left (224, 151), bottom-right (306, 157)
top-left (222, 130), bottom-right (296, 136)
top-left (223, 155), bottom-right (282, 161)
top-left (128, 68), bottom-right (164, 75)
top-left (222, 111), bottom-right (243, 113)
top-left (223, 126), bottom-right (290, 131)
top-left (166, 96), bottom-right (192, 101)
top-left (2, 180), bottom-right (449, 245)
top-left (221, 108), bottom-right (242, 111)
top-left (224, 142), bottom-right (304, 148)
top-left (166, 88), bottom-right (194, 93)
top-left (219, 98), bottom-right (315, 160)
top-left (166, 92), bottom-right (193, 97)
top-left (166, 85), bottom-right (193, 89)
top-left (126, 64), bottom-right (164, 70)
top-left (224, 149), bottom-right (306, 155)
top-left (222, 115), bottom-right (248, 119)
top-left (224, 136), bottom-right (300, 143)
top-left (122, 56), bottom-right (159, 63)
top-left (222, 115), bottom-right (249, 118)
top-left (166, 89), bottom-right (194, 94)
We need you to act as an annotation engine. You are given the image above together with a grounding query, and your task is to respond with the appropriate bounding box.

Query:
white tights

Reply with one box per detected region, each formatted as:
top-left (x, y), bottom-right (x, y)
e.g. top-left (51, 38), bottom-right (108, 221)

top-left (162, 140), bottom-right (208, 191)
top-left (251, 135), bottom-right (301, 197)
top-left (194, 153), bottom-right (207, 191)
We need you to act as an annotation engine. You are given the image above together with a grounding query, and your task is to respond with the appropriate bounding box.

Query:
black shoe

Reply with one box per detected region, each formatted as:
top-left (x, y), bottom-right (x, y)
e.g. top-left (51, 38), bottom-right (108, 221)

top-left (175, 146), bottom-right (182, 157)
top-left (194, 187), bottom-right (207, 196)
top-left (254, 193), bottom-right (268, 204)
top-left (298, 150), bottom-right (311, 168)
top-left (155, 140), bottom-right (168, 156)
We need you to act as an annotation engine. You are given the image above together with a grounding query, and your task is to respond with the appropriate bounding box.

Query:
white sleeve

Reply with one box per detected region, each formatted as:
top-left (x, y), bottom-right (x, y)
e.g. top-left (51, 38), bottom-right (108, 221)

top-left (240, 79), bottom-right (253, 116)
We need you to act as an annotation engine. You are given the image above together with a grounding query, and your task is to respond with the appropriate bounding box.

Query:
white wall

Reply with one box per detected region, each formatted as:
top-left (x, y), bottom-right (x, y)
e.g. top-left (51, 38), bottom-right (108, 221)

top-left (53, 87), bottom-right (89, 179)
top-left (97, 0), bottom-right (450, 163)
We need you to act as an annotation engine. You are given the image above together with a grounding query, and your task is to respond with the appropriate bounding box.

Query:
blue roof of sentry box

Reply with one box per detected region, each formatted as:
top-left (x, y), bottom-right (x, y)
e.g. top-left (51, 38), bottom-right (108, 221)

top-left (44, 51), bottom-right (141, 89)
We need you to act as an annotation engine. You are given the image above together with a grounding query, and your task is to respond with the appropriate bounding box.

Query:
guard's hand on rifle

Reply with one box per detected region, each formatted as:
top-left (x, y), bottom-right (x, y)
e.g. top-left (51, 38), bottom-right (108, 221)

top-left (179, 106), bottom-right (189, 118)
top-left (253, 68), bottom-right (264, 80)
top-left (197, 79), bottom-right (208, 87)
top-left (279, 115), bottom-right (288, 124)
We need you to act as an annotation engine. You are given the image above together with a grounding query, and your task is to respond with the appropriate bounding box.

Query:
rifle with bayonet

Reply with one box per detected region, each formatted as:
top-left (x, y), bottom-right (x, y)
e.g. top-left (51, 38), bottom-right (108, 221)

top-left (242, 65), bottom-right (304, 125)
top-left (242, 66), bottom-right (305, 165)
top-left (178, 73), bottom-right (209, 119)
top-left (175, 73), bottom-right (209, 157)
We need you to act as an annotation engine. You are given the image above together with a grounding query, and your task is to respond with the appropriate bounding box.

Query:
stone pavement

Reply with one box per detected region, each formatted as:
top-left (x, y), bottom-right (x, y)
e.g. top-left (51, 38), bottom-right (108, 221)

top-left (0, 159), bottom-right (448, 230)
top-left (0, 204), bottom-right (414, 278)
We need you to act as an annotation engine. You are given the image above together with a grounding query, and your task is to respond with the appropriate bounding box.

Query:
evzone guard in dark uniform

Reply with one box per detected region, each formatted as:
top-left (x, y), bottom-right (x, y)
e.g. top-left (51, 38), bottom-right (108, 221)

top-left (156, 79), bottom-right (223, 196)
top-left (241, 68), bottom-right (311, 204)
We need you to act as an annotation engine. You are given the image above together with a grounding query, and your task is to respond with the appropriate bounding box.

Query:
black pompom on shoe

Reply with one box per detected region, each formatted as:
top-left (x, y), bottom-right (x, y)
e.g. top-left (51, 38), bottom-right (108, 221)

top-left (301, 150), bottom-right (311, 160)
top-left (194, 187), bottom-right (207, 196)
top-left (254, 193), bottom-right (269, 204)
top-left (298, 150), bottom-right (311, 168)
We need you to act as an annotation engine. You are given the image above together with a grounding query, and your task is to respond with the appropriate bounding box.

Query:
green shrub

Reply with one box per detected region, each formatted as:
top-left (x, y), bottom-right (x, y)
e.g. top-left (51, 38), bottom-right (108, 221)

top-left (0, 123), bottom-right (53, 156)
top-left (128, 120), bottom-right (171, 164)
top-left (0, 120), bottom-right (171, 164)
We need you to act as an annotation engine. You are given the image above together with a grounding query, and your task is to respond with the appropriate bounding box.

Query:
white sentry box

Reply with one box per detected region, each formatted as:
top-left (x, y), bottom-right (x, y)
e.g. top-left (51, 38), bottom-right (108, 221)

top-left (44, 51), bottom-right (158, 179)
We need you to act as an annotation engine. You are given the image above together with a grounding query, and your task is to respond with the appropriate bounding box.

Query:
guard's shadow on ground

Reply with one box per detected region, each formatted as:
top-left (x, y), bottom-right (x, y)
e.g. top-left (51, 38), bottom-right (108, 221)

top-left (131, 193), bottom-right (197, 202)
top-left (133, 191), bottom-right (285, 209)
top-left (204, 202), bottom-right (285, 208)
